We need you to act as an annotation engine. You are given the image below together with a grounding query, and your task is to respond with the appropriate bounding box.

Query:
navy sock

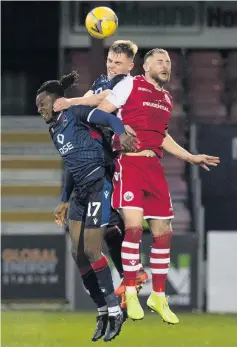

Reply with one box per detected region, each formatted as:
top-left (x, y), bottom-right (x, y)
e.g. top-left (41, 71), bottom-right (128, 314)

top-left (81, 270), bottom-right (107, 308)
top-left (91, 255), bottom-right (119, 309)
top-left (104, 226), bottom-right (124, 278)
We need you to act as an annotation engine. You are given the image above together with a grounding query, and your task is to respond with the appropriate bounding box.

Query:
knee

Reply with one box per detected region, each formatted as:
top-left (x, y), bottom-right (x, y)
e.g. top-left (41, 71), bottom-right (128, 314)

top-left (152, 219), bottom-right (172, 237)
top-left (161, 219), bottom-right (172, 233)
top-left (122, 210), bottom-right (143, 229)
top-left (84, 244), bottom-right (102, 263)
top-left (125, 226), bottom-right (143, 242)
top-left (104, 226), bottom-right (123, 246)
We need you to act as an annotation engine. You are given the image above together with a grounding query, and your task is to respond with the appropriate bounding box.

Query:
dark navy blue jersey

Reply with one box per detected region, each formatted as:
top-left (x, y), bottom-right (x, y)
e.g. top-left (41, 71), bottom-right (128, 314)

top-left (90, 74), bottom-right (127, 95)
top-left (90, 74), bottom-right (127, 145)
top-left (58, 74), bottom-right (128, 201)
top-left (49, 105), bottom-right (108, 187)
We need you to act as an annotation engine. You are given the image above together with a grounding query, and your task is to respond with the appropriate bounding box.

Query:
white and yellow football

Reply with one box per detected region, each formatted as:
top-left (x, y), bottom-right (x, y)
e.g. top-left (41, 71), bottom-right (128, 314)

top-left (85, 7), bottom-right (118, 39)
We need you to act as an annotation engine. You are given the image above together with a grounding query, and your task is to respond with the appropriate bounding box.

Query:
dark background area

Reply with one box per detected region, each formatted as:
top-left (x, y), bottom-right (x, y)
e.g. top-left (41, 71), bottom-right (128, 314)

top-left (2, 1), bottom-right (60, 114)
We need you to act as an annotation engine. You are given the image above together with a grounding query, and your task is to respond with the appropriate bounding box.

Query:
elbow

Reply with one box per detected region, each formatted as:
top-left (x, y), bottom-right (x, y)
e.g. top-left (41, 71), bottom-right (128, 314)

top-left (161, 132), bottom-right (168, 148)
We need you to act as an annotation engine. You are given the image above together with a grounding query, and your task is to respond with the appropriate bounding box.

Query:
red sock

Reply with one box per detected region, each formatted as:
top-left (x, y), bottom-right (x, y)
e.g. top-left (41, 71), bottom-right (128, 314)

top-left (91, 253), bottom-right (108, 272)
top-left (121, 227), bottom-right (142, 287)
top-left (150, 231), bottom-right (172, 294)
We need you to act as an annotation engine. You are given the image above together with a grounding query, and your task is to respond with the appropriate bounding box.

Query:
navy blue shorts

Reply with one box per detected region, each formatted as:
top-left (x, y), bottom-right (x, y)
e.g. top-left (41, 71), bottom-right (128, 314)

top-left (69, 176), bottom-right (118, 228)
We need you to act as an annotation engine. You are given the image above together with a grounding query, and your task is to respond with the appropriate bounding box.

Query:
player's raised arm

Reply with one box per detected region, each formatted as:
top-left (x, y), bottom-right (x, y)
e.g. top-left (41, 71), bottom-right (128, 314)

top-left (54, 73), bottom-right (128, 112)
top-left (97, 75), bottom-right (134, 113)
top-left (53, 90), bottom-right (111, 111)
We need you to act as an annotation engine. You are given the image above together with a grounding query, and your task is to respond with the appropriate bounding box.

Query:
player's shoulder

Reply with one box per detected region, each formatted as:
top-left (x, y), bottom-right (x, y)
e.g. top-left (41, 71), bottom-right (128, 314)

top-left (54, 109), bottom-right (74, 128)
top-left (162, 89), bottom-right (173, 104)
top-left (68, 105), bottom-right (91, 123)
top-left (95, 74), bottom-right (108, 82)
top-left (132, 75), bottom-right (151, 87)
top-left (110, 74), bottom-right (128, 89)
top-left (162, 88), bottom-right (172, 96)
top-left (111, 74), bottom-right (134, 91)
top-left (70, 104), bottom-right (92, 115)
top-left (91, 74), bottom-right (109, 89)
top-left (116, 74), bottom-right (134, 82)
top-left (134, 75), bottom-right (144, 80)
top-left (133, 75), bottom-right (146, 83)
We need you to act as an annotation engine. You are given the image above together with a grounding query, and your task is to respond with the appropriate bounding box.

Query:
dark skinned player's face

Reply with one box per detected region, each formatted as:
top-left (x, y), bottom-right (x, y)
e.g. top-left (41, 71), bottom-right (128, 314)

top-left (36, 92), bottom-right (56, 123)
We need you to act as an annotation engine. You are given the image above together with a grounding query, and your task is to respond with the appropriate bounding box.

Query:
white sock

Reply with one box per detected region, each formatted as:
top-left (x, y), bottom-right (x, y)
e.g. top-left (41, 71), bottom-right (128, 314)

top-left (98, 305), bottom-right (108, 316)
top-left (126, 286), bottom-right (137, 294)
top-left (153, 291), bottom-right (165, 297)
top-left (108, 305), bottom-right (121, 317)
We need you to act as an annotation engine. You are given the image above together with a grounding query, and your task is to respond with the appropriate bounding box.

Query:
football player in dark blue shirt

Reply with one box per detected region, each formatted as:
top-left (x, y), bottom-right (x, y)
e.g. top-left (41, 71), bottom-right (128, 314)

top-left (53, 41), bottom-right (148, 309)
top-left (36, 71), bottom-right (138, 342)
top-left (54, 73), bottom-right (128, 282)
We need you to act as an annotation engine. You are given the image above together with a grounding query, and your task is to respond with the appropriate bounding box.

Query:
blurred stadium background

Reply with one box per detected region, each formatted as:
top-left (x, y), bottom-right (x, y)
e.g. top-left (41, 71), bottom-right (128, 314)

top-left (1, 1), bottom-right (237, 346)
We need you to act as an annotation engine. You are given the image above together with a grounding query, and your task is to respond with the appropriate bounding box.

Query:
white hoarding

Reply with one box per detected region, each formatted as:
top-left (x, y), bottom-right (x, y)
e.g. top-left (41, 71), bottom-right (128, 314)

top-left (207, 231), bottom-right (237, 313)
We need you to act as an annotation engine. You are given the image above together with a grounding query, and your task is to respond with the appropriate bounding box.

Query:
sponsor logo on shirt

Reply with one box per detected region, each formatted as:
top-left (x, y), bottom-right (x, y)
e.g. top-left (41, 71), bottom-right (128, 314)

top-left (138, 87), bottom-right (152, 93)
top-left (63, 115), bottom-right (68, 127)
top-left (143, 101), bottom-right (169, 112)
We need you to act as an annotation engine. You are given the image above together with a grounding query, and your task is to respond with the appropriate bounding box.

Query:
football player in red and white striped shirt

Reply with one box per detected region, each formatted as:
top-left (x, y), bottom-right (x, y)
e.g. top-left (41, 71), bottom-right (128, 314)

top-left (97, 48), bottom-right (220, 323)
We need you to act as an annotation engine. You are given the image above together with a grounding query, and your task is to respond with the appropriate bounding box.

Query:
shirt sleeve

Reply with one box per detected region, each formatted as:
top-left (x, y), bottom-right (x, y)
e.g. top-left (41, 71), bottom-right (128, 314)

top-left (71, 105), bottom-right (94, 124)
top-left (105, 75), bottom-right (134, 108)
top-left (87, 109), bottom-right (125, 135)
top-left (90, 76), bottom-right (101, 93)
top-left (60, 167), bottom-right (74, 202)
top-left (90, 75), bottom-right (107, 94)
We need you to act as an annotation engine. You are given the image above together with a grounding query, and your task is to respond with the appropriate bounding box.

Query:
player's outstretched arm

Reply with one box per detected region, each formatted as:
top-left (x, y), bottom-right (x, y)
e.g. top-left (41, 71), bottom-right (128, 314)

top-left (162, 134), bottom-right (191, 161)
top-left (53, 90), bottom-right (111, 112)
top-left (162, 134), bottom-right (220, 171)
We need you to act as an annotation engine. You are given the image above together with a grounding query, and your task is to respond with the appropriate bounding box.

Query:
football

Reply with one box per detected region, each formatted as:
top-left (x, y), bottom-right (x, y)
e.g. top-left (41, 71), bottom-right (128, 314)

top-left (85, 7), bottom-right (118, 39)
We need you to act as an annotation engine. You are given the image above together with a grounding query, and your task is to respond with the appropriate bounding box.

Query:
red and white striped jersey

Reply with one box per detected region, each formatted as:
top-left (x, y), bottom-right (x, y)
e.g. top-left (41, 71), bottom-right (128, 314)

top-left (106, 75), bottom-right (173, 157)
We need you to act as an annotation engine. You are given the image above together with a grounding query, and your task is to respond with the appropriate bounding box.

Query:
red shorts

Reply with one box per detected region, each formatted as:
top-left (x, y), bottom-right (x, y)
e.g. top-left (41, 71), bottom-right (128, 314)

top-left (112, 155), bottom-right (174, 219)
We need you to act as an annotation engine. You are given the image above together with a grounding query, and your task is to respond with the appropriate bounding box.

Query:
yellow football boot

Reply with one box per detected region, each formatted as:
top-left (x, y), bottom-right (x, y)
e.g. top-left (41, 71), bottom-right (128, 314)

top-left (147, 292), bottom-right (179, 324)
top-left (126, 292), bottom-right (144, 320)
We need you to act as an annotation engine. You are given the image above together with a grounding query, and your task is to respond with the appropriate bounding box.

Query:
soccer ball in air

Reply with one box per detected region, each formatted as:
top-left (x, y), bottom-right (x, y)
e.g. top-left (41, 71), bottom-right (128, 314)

top-left (85, 7), bottom-right (118, 39)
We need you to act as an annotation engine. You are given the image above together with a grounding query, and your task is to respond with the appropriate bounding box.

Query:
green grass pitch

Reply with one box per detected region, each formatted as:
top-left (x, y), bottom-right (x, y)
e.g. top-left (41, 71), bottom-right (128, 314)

top-left (2, 311), bottom-right (237, 347)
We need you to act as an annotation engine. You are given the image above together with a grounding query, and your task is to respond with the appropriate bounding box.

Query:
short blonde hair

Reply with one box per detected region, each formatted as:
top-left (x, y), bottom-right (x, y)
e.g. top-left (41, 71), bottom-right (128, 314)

top-left (109, 40), bottom-right (138, 60)
top-left (144, 48), bottom-right (169, 62)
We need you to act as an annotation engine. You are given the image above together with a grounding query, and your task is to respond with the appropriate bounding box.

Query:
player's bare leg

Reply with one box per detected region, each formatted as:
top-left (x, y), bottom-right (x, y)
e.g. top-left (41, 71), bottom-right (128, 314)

top-left (120, 208), bottom-right (144, 320)
top-left (147, 219), bottom-right (179, 324)
top-left (83, 227), bottom-right (124, 342)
